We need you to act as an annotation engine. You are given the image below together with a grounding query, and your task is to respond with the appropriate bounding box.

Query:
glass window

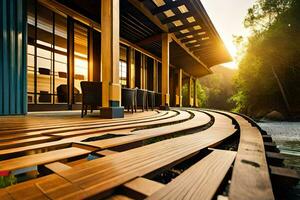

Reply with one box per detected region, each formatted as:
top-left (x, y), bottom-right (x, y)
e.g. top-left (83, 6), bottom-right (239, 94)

top-left (54, 14), bottom-right (68, 103)
top-left (119, 46), bottom-right (127, 87)
top-left (36, 4), bottom-right (53, 104)
top-left (27, 2), bottom-right (68, 105)
top-left (74, 23), bottom-right (88, 103)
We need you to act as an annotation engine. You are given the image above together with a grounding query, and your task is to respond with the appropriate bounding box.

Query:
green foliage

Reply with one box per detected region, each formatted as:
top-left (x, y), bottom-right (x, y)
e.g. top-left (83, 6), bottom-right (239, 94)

top-left (196, 81), bottom-right (207, 107)
top-left (199, 66), bottom-right (236, 110)
top-left (232, 0), bottom-right (300, 117)
top-left (0, 175), bottom-right (17, 188)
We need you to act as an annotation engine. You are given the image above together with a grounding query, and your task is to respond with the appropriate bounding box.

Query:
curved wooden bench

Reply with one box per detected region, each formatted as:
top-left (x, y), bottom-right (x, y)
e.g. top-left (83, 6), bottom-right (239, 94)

top-left (78, 110), bottom-right (211, 149)
top-left (215, 111), bottom-right (274, 200)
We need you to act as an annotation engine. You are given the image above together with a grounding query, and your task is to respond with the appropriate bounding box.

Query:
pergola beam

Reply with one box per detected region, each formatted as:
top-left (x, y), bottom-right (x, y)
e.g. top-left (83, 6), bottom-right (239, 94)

top-left (137, 34), bottom-right (162, 46)
top-left (161, 12), bottom-right (193, 24)
top-left (181, 33), bottom-right (207, 43)
top-left (151, 0), bottom-right (186, 15)
top-left (169, 22), bottom-right (198, 33)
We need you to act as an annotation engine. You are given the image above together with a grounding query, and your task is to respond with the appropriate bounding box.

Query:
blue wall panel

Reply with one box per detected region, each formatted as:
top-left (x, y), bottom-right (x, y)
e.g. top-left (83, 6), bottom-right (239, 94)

top-left (0, 0), bottom-right (27, 115)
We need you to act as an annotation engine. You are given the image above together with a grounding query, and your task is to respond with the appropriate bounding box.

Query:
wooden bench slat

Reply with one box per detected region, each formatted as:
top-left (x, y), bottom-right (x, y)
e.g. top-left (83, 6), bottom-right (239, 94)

top-left (123, 177), bottom-right (164, 197)
top-left (45, 162), bottom-right (72, 173)
top-left (147, 150), bottom-right (236, 200)
top-left (0, 147), bottom-right (91, 173)
top-left (226, 113), bottom-right (275, 200)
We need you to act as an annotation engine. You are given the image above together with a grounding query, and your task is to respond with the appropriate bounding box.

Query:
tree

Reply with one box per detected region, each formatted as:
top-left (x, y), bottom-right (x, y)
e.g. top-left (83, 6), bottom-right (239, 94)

top-left (231, 0), bottom-right (300, 118)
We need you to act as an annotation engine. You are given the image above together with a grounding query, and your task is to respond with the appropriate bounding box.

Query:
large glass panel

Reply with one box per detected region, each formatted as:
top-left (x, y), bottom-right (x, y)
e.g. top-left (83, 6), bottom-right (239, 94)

top-left (36, 5), bottom-right (53, 104)
top-left (74, 23), bottom-right (88, 103)
top-left (54, 14), bottom-right (68, 103)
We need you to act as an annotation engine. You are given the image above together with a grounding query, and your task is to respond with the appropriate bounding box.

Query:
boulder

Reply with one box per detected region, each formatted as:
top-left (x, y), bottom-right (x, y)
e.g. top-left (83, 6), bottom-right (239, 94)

top-left (263, 110), bottom-right (285, 121)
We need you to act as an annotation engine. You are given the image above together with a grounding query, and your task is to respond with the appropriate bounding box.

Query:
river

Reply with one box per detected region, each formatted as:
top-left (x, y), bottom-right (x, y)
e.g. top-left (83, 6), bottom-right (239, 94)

top-left (258, 121), bottom-right (300, 199)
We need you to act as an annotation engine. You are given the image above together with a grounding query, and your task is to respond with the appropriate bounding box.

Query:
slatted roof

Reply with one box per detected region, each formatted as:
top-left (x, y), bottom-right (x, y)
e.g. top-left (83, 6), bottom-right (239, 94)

top-left (141, 0), bottom-right (232, 67)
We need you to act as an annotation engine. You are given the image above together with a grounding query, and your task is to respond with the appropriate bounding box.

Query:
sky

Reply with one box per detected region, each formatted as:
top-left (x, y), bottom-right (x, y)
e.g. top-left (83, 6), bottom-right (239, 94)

top-left (201, 0), bottom-right (256, 69)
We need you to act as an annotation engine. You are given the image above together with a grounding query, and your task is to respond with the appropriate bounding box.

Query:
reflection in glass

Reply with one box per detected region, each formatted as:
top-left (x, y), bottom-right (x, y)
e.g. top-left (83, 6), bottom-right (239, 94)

top-left (54, 14), bottom-right (68, 103)
top-left (119, 46), bottom-right (127, 86)
top-left (74, 23), bottom-right (88, 103)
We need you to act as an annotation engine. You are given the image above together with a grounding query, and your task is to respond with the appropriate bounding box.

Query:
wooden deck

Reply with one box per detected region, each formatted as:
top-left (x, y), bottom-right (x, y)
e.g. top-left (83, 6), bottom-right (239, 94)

top-left (0, 109), bottom-right (296, 199)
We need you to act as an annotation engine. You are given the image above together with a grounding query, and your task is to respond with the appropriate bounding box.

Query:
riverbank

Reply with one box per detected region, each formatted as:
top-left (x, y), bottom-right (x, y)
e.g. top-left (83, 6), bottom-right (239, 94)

top-left (258, 121), bottom-right (300, 199)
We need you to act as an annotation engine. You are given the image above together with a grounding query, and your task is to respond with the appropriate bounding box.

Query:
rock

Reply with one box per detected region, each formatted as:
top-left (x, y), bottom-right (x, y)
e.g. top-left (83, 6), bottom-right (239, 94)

top-left (263, 110), bottom-right (285, 121)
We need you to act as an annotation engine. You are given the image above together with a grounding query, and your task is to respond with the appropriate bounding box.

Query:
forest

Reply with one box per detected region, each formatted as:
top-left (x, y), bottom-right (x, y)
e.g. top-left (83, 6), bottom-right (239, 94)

top-left (198, 0), bottom-right (300, 120)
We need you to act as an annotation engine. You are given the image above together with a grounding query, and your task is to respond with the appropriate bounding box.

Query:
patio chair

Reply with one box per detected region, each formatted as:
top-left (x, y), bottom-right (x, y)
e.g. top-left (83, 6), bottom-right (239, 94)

top-left (147, 90), bottom-right (155, 111)
top-left (155, 92), bottom-right (162, 107)
top-left (135, 88), bottom-right (147, 112)
top-left (80, 81), bottom-right (102, 118)
top-left (122, 87), bottom-right (136, 113)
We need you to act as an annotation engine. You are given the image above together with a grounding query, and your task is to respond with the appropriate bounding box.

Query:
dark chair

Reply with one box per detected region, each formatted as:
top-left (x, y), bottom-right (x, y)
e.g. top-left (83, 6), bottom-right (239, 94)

top-left (122, 88), bottom-right (136, 113)
top-left (135, 88), bottom-right (147, 112)
top-left (155, 92), bottom-right (162, 107)
top-left (80, 81), bottom-right (102, 118)
top-left (147, 90), bottom-right (155, 111)
top-left (57, 85), bottom-right (81, 103)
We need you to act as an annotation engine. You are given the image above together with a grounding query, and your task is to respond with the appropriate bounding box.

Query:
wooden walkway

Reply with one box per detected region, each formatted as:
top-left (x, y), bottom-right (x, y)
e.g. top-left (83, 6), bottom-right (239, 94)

top-left (0, 108), bottom-right (291, 199)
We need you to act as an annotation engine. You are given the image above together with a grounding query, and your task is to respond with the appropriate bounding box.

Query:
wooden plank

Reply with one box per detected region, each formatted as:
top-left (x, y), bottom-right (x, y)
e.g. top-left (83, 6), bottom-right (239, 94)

top-left (270, 166), bottom-right (300, 180)
top-left (123, 177), bottom-right (164, 197)
top-left (45, 162), bottom-right (72, 173)
top-left (0, 147), bottom-right (91, 174)
top-left (227, 113), bottom-right (275, 200)
top-left (80, 110), bottom-right (211, 149)
top-left (96, 150), bottom-right (118, 157)
top-left (147, 150), bottom-right (236, 200)
top-left (0, 190), bottom-right (13, 200)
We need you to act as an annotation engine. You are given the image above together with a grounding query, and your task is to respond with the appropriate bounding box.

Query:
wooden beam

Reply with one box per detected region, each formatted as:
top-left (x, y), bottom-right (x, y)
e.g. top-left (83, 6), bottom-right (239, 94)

top-left (181, 33), bottom-right (207, 43)
top-left (170, 34), bottom-right (212, 74)
top-left (161, 33), bottom-right (170, 106)
top-left (137, 34), bottom-right (162, 46)
top-left (176, 29), bottom-right (205, 39)
top-left (128, 0), bottom-right (168, 32)
top-left (169, 22), bottom-right (199, 33)
top-left (178, 68), bottom-right (183, 107)
top-left (161, 12), bottom-right (193, 24)
top-left (151, 0), bottom-right (186, 15)
top-left (186, 41), bottom-right (212, 48)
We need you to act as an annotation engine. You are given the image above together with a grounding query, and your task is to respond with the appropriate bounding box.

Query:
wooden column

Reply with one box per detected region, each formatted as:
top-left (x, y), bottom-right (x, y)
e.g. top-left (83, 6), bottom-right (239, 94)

top-left (161, 33), bottom-right (170, 109)
top-left (188, 76), bottom-right (193, 107)
top-left (127, 47), bottom-right (135, 88)
top-left (153, 60), bottom-right (158, 92)
top-left (178, 68), bottom-right (183, 107)
top-left (194, 78), bottom-right (198, 107)
top-left (100, 0), bottom-right (123, 118)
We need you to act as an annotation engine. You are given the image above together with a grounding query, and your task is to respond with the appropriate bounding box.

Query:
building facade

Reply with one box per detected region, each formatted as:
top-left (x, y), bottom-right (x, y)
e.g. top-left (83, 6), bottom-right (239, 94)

top-left (0, 0), bottom-right (231, 117)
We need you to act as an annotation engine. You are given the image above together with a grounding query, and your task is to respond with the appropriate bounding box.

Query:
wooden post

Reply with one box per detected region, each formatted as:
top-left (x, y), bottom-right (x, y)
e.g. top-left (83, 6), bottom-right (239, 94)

top-left (178, 68), bottom-right (183, 107)
top-left (100, 0), bottom-right (123, 118)
top-left (188, 76), bottom-right (193, 107)
top-left (153, 60), bottom-right (158, 92)
top-left (161, 33), bottom-right (170, 109)
top-left (127, 47), bottom-right (135, 88)
top-left (194, 78), bottom-right (198, 107)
